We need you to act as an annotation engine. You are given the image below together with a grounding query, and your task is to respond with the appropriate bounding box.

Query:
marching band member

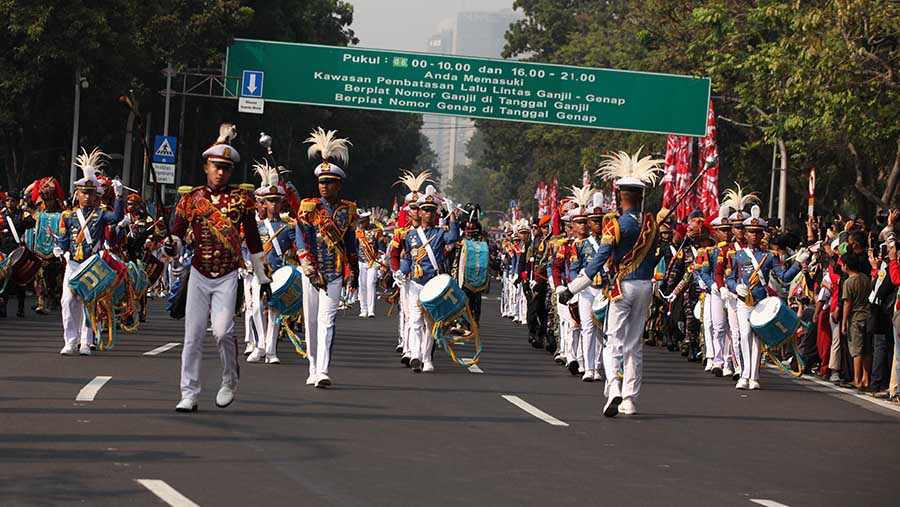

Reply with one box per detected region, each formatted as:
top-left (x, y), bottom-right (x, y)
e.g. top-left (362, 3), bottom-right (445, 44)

top-left (56, 148), bottom-right (126, 355)
top-left (295, 128), bottom-right (359, 388)
top-left (1, 191), bottom-right (35, 318)
top-left (398, 186), bottom-right (459, 373)
top-left (553, 208), bottom-right (582, 375)
top-left (716, 185), bottom-right (759, 379)
top-left (167, 124), bottom-right (271, 411)
top-left (567, 185), bottom-right (604, 382)
top-left (356, 210), bottom-right (383, 318)
top-left (514, 220), bottom-right (530, 325)
top-left (390, 171), bottom-right (429, 362)
top-left (243, 197), bottom-right (267, 356)
top-left (25, 176), bottom-right (65, 314)
top-left (699, 206), bottom-right (733, 377)
top-left (726, 205), bottom-right (805, 390)
top-left (666, 209), bottom-right (706, 362)
top-left (523, 214), bottom-right (550, 349)
top-left (456, 202), bottom-right (489, 323)
top-left (558, 149), bottom-right (663, 417)
top-left (248, 161), bottom-right (296, 365)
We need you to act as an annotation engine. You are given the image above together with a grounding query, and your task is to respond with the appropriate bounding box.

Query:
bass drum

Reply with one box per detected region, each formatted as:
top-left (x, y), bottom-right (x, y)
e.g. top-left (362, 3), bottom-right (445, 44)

top-left (420, 274), bottom-right (468, 323)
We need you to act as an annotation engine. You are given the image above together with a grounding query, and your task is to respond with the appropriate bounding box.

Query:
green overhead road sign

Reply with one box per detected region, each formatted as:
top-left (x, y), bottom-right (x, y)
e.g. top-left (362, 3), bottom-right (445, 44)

top-left (225, 39), bottom-right (711, 137)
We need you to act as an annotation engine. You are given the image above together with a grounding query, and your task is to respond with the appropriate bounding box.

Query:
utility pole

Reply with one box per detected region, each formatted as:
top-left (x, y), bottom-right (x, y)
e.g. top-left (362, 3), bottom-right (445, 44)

top-left (777, 139), bottom-right (788, 225)
top-left (160, 61), bottom-right (175, 203)
top-left (68, 67), bottom-right (82, 194)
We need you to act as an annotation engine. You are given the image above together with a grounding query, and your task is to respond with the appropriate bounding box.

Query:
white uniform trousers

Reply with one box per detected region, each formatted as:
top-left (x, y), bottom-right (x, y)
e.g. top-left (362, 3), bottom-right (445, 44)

top-left (702, 294), bottom-right (714, 362)
top-left (243, 271), bottom-right (265, 347)
top-left (180, 267), bottom-right (240, 401)
top-left (736, 301), bottom-right (762, 381)
top-left (358, 261), bottom-right (377, 316)
top-left (405, 281), bottom-right (435, 364)
top-left (708, 290), bottom-right (729, 368)
top-left (302, 274), bottom-right (342, 377)
top-left (725, 294), bottom-right (743, 372)
top-left (398, 282), bottom-right (409, 351)
top-left (602, 280), bottom-right (653, 401)
top-left (558, 300), bottom-right (581, 364)
top-left (556, 299), bottom-right (569, 358)
top-left (60, 259), bottom-right (91, 347)
top-left (264, 307), bottom-right (280, 357)
top-left (577, 287), bottom-right (600, 374)
top-left (516, 284), bottom-right (528, 323)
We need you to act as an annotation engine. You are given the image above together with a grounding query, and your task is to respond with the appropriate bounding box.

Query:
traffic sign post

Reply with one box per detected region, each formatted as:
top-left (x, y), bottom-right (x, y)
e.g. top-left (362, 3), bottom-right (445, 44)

top-left (226, 39), bottom-right (711, 136)
top-left (239, 70), bottom-right (266, 114)
top-left (151, 135), bottom-right (177, 185)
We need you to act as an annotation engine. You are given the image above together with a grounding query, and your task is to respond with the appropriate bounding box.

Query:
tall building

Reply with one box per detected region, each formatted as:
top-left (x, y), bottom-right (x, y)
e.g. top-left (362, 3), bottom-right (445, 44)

top-left (421, 9), bottom-right (522, 186)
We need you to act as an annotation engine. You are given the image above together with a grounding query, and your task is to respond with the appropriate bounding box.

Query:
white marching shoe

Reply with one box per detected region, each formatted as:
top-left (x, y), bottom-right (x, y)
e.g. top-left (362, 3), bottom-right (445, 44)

top-left (619, 397), bottom-right (636, 415)
top-left (60, 344), bottom-right (78, 356)
top-left (582, 370), bottom-right (594, 382)
top-left (748, 380), bottom-right (761, 390)
top-left (358, 311), bottom-right (367, 318)
top-left (244, 343), bottom-right (255, 356)
top-left (265, 354), bottom-right (280, 364)
top-left (215, 384), bottom-right (236, 408)
top-left (79, 344), bottom-right (92, 356)
top-left (723, 365), bottom-right (734, 377)
top-left (422, 361), bottom-right (434, 373)
top-left (315, 373), bottom-right (332, 388)
top-left (175, 398), bottom-right (198, 412)
top-left (603, 382), bottom-right (622, 417)
top-left (735, 377), bottom-right (750, 390)
top-left (247, 348), bottom-right (265, 363)
top-left (306, 374), bottom-right (317, 386)
top-left (592, 370), bottom-right (602, 381)
top-left (704, 359), bottom-right (713, 372)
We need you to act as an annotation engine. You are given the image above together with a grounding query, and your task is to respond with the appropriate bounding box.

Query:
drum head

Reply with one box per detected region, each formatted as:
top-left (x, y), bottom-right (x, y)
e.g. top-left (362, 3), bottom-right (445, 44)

top-left (72, 254), bottom-right (100, 277)
top-left (271, 266), bottom-right (295, 291)
top-left (592, 294), bottom-right (608, 312)
top-left (749, 297), bottom-right (782, 327)
top-left (420, 274), bottom-right (452, 303)
top-left (8, 247), bottom-right (24, 264)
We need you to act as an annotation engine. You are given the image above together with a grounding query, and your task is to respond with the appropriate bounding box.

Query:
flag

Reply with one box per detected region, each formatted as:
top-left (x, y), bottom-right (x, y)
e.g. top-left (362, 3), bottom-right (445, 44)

top-left (697, 100), bottom-right (720, 217)
top-left (549, 178), bottom-right (560, 235)
top-left (391, 196), bottom-right (398, 215)
top-left (535, 182), bottom-right (549, 217)
top-left (662, 135), bottom-right (678, 209)
top-left (673, 135), bottom-right (694, 221)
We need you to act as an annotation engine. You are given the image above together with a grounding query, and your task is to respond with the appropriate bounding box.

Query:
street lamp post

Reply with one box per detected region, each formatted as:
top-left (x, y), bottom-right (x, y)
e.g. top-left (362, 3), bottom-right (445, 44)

top-left (68, 67), bottom-right (83, 194)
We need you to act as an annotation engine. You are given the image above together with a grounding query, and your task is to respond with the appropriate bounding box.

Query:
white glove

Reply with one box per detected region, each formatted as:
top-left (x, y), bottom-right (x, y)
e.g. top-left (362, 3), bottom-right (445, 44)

top-left (117, 215), bottom-right (132, 229)
top-left (736, 284), bottom-right (749, 298)
top-left (719, 286), bottom-right (730, 300)
top-left (555, 285), bottom-right (568, 295)
top-left (392, 270), bottom-right (407, 285)
top-left (112, 178), bottom-right (125, 198)
top-left (52, 246), bottom-right (64, 258)
top-left (663, 291), bottom-right (677, 303)
top-left (529, 279), bottom-right (537, 290)
top-left (796, 248), bottom-right (810, 265)
top-left (697, 278), bottom-right (707, 291)
top-left (249, 251), bottom-right (272, 284)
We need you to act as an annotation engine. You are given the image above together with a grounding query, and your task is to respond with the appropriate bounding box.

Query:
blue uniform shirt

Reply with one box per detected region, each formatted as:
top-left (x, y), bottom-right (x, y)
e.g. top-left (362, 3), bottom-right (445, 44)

top-left (726, 247), bottom-right (801, 304)
top-left (295, 197), bottom-right (358, 283)
top-left (58, 199), bottom-right (126, 262)
top-left (259, 217), bottom-right (296, 271)
top-left (401, 222), bottom-right (459, 284)
top-left (584, 209), bottom-right (657, 282)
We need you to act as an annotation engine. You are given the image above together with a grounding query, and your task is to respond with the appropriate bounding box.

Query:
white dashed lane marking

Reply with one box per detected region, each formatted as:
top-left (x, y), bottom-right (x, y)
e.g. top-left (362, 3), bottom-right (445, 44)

top-left (136, 479), bottom-right (201, 507)
top-left (144, 342), bottom-right (181, 356)
top-left (750, 499), bottom-right (791, 507)
top-left (501, 395), bottom-right (568, 426)
top-left (75, 376), bottom-right (111, 401)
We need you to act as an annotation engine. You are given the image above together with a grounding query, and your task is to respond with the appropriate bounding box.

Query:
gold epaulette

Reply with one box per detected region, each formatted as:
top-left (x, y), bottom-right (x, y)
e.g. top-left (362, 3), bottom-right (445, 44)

top-left (300, 198), bottom-right (319, 213)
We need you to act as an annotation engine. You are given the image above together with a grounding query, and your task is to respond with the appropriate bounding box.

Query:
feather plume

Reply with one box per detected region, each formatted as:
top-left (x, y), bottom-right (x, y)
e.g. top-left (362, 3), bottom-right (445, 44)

top-left (394, 169), bottom-right (433, 192)
top-left (595, 147), bottom-right (664, 185)
top-left (305, 127), bottom-right (351, 164)
top-left (721, 183), bottom-right (760, 211)
top-left (424, 184), bottom-right (437, 197)
top-left (216, 123), bottom-right (237, 144)
top-left (568, 184), bottom-right (595, 209)
top-left (74, 147), bottom-right (109, 182)
top-left (252, 160), bottom-right (280, 187)
top-left (371, 207), bottom-right (388, 223)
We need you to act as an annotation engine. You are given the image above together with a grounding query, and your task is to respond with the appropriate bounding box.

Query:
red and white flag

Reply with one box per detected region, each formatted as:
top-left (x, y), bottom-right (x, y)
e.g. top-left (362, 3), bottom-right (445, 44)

top-left (697, 100), bottom-right (720, 217)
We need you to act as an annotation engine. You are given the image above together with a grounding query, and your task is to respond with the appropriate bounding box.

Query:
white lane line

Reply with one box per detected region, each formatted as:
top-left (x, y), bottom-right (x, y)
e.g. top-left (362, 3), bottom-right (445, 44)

top-left (501, 395), bottom-right (568, 426)
top-left (750, 499), bottom-right (791, 507)
top-left (143, 342), bottom-right (181, 356)
top-left (136, 479), bottom-right (201, 507)
top-left (461, 358), bottom-right (483, 373)
top-left (75, 376), bottom-right (112, 401)
top-left (764, 363), bottom-right (900, 416)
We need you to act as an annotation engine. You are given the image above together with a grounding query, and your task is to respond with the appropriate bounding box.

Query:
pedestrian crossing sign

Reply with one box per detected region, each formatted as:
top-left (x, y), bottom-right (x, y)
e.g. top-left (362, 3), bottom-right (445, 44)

top-left (152, 135), bottom-right (177, 164)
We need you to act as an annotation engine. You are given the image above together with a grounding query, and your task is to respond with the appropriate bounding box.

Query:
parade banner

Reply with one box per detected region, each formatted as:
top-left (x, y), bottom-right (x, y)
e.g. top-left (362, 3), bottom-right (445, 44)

top-left (697, 100), bottom-right (720, 216)
top-left (226, 39), bottom-right (711, 136)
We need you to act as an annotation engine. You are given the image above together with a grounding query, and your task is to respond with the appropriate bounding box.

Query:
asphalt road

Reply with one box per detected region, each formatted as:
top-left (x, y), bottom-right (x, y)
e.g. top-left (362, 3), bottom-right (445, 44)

top-left (1, 293), bottom-right (898, 507)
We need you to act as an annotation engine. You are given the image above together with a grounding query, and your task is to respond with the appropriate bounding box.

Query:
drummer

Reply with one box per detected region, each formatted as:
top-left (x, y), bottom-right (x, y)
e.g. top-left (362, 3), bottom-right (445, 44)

top-left (725, 205), bottom-right (806, 390)
top-left (248, 161), bottom-right (296, 365)
top-left (1, 191), bottom-right (35, 318)
top-left (55, 148), bottom-right (126, 355)
top-left (399, 187), bottom-right (458, 373)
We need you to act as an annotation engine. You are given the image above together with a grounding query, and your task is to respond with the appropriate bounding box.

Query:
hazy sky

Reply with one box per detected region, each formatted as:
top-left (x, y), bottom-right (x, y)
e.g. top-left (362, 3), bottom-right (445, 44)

top-left (348, 0), bottom-right (517, 52)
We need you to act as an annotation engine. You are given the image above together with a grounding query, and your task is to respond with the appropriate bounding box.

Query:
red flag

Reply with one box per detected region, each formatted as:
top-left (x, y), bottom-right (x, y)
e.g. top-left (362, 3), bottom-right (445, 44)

top-left (697, 100), bottom-right (720, 217)
top-left (674, 136), bottom-right (694, 221)
top-left (549, 178), bottom-right (560, 235)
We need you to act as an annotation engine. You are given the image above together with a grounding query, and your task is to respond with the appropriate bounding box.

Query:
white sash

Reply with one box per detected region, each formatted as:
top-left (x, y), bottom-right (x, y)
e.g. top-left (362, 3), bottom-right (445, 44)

top-left (416, 226), bottom-right (440, 272)
top-left (742, 246), bottom-right (767, 287)
top-left (588, 236), bottom-right (600, 252)
top-left (264, 219), bottom-right (283, 257)
top-left (5, 215), bottom-right (20, 244)
top-left (76, 209), bottom-right (94, 246)
top-left (869, 261), bottom-right (887, 303)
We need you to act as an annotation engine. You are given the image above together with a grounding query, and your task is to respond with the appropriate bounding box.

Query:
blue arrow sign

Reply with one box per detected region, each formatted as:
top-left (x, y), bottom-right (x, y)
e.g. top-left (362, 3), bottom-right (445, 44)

top-left (152, 135), bottom-right (177, 164)
top-left (241, 70), bottom-right (264, 98)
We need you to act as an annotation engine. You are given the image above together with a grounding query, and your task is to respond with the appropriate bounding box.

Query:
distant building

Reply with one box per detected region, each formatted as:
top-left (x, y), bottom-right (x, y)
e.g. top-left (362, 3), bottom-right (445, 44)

top-left (421, 9), bottom-right (522, 185)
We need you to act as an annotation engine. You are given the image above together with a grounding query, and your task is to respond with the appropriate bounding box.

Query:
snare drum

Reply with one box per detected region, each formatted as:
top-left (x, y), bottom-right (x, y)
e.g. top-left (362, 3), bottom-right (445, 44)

top-left (457, 240), bottom-right (490, 293)
top-left (269, 265), bottom-right (304, 315)
top-left (69, 254), bottom-right (118, 302)
top-left (749, 296), bottom-right (800, 347)
top-left (6, 246), bottom-right (41, 286)
top-left (591, 294), bottom-right (609, 328)
top-left (419, 274), bottom-right (468, 323)
top-left (141, 251), bottom-right (164, 287)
